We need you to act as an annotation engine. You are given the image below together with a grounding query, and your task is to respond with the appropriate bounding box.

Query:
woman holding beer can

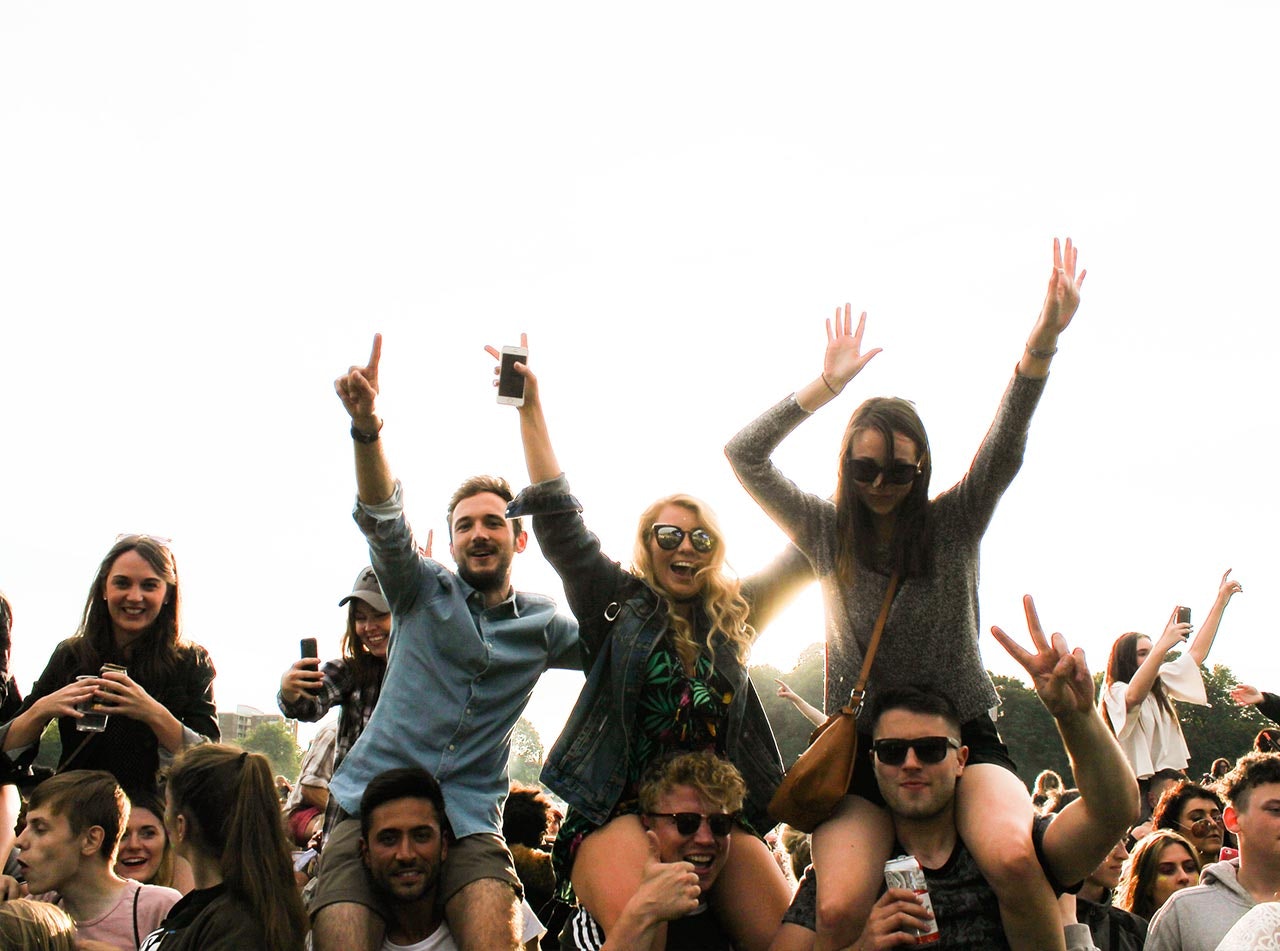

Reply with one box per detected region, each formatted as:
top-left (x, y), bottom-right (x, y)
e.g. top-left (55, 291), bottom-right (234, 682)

top-left (0, 534), bottom-right (218, 795)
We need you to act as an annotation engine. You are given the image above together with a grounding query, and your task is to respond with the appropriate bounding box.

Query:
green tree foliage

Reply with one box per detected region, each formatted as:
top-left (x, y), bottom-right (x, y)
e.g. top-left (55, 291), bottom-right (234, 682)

top-left (34, 720), bottom-right (62, 770)
top-left (508, 716), bottom-right (545, 787)
top-left (241, 720), bottom-right (302, 780)
top-left (750, 642), bottom-right (826, 768)
top-left (1179, 662), bottom-right (1269, 777)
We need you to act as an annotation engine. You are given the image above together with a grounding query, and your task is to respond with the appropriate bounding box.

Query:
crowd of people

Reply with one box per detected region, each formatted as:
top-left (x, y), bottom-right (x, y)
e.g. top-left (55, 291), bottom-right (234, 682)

top-left (1, 237), bottom-right (1278, 949)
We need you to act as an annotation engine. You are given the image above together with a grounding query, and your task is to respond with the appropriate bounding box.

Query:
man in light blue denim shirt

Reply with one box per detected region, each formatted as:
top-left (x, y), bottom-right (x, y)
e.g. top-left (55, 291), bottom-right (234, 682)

top-left (313, 335), bottom-right (580, 951)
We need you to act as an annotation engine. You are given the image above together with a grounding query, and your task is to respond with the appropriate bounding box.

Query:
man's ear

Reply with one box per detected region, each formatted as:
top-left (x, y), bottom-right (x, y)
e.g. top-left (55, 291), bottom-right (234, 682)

top-left (440, 835), bottom-right (449, 863)
top-left (81, 825), bottom-right (105, 858)
top-left (513, 530), bottom-right (528, 555)
top-left (360, 837), bottom-right (370, 869)
top-left (1224, 803), bottom-right (1241, 835)
top-left (955, 744), bottom-right (969, 772)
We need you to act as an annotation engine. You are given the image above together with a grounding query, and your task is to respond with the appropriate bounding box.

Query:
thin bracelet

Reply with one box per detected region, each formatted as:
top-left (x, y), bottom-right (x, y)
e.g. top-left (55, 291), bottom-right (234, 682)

top-left (1026, 344), bottom-right (1058, 359)
top-left (821, 372), bottom-right (840, 396)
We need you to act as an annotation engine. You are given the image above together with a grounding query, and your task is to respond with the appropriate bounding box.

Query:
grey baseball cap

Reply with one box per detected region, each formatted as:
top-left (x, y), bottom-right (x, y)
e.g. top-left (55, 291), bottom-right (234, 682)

top-left (338, 566), bottom-right (390, 614)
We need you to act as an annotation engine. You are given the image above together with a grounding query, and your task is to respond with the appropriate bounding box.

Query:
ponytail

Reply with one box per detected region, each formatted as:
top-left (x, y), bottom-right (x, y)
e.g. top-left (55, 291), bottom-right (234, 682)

top-left (168, 745), bottom-right (308, 951)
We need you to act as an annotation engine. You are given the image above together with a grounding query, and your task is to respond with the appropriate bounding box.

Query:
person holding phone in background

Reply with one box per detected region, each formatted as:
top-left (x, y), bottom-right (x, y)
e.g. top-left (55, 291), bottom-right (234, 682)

top-left (278, 567), bottom-right (392, 844)
top-left (1099, 570), bottom-right (1243, 809)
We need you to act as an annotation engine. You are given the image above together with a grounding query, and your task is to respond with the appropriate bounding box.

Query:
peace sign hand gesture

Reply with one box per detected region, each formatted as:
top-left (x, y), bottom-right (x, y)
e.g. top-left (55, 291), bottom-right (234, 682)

top-left (992, 595), bottom-right (1094, 722)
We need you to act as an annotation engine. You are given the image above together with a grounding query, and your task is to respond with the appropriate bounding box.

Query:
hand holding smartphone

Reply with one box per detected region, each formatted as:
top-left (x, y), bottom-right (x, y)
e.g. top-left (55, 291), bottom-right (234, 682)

top-left (496, 345), bottom-right (528, 406)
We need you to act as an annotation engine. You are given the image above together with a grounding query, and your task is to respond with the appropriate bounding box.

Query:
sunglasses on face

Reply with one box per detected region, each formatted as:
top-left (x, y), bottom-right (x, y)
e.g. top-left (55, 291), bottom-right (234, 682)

top-left (848, 458), bottom-right (922, 486)
top-left (651, 524), bottom-right (716, 553)
top-left (646, 812), bottom-right (738, 837)
top-left (871, 736), bottom-right (960, 766)
top-left (1181, 814), bottom-right (1224, 838)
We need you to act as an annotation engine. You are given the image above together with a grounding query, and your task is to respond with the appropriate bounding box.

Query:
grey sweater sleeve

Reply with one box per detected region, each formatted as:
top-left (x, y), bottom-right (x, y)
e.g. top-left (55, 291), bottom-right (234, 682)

top-left (725, 394), bottom-right (839, 570)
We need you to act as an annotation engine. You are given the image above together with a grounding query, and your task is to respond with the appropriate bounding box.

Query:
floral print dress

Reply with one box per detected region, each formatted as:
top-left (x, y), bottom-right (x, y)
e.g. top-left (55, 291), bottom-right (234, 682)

top-left (550, 638), bottom-right (734, 900)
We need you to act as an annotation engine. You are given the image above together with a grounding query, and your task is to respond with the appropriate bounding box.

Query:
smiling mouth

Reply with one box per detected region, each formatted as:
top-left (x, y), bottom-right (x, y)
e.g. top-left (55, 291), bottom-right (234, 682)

top-left (670, 562), bottom-right (699, 580)
top-left (119, 856), bottom-right (149, 867)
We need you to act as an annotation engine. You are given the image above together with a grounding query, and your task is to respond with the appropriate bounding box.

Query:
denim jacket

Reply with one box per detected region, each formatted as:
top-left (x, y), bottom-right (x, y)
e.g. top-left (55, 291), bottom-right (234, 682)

top-left (508, 474), bottom-right (814, 830)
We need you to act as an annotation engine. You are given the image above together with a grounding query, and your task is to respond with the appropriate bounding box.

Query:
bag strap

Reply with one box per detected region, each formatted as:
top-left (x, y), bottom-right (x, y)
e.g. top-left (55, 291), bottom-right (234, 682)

top-left (843, 571), bottom-right (900, 715)
top-left (56, 732), bottom-right (96, 774)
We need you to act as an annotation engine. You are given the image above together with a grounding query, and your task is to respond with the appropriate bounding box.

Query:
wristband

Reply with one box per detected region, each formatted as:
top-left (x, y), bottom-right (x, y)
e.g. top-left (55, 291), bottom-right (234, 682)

top-left (1026, 344), bottom-right (1058, 359)
top-left (821, 372), bottom-right (840, 396)
top-left (351, 420), bottom-right (383, 444)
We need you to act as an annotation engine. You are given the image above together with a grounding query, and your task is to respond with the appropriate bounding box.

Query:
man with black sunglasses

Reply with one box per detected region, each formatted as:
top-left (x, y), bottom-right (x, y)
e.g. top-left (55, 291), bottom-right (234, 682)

top-left (775, 597), bottom-right (1139, 949)
top-left (562, 751), bottom-right (744, 950)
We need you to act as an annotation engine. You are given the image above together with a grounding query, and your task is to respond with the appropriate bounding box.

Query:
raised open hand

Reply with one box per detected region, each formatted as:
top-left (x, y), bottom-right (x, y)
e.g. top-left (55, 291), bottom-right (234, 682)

top-left (823, 304), bottom-right (882, 391)
top-left (1036, 237), bottom-right (1086, 337)
top-left (335, 334), bottom-right (382, 425)
top-left (1231, 684), bottom-right (1264, 707)
top-left (991, 595), bottom-right (1094, 721)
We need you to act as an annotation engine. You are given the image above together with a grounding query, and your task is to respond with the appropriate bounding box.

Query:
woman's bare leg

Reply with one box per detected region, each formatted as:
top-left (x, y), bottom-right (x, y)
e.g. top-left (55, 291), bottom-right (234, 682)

top-left (571, 815), bottom-right (667, 945)
top-left (957, 764), bottom-right (1065, 951)
top-left (707, 826), bottom-right (792, 951)
top-left (809, 795), bottom-right (893, 950)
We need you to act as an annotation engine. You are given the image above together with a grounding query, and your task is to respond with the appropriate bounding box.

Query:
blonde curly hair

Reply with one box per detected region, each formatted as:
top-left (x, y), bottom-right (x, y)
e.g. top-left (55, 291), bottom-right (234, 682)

top-left (630, 494), bottom-right (753, 668)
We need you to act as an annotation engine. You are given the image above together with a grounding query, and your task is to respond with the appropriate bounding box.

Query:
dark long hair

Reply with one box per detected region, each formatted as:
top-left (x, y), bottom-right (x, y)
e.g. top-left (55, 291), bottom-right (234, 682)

top-left (340, 601), bottom-right (389, 692)
top-left (70, 535), bottom-right (187, 685)
top-left (834, 397), bottom-right (933, 587)
top-left (1102, 632), bottom-right (1175, 734)
top-left (167, 745), bottom-right (307, 951)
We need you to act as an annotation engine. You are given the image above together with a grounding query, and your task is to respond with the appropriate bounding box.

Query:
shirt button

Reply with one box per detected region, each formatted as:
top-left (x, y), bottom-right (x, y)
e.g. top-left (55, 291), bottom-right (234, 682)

top-left (448, 744), bottom-right (456, 751)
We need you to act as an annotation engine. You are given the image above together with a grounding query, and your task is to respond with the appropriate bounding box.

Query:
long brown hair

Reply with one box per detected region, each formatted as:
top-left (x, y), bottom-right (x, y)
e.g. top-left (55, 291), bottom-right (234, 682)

top-left (631, 494), bottom-right (753, 668)
top-left (71, 535), bottom-right (188, 684)
top-left (167, 745), bottom-right (308, 951)
top-left (1102, 632), bottom-right (1175, 734)
top-left (1114, 829), bottom-right (1200, 920)
top-left (833, 397), bottom-right (933, 588)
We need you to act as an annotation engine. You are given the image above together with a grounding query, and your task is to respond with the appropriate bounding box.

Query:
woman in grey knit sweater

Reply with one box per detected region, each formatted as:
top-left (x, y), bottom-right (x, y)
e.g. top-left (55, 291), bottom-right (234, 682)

top-left (725, 238), bottom-right (1085, 950)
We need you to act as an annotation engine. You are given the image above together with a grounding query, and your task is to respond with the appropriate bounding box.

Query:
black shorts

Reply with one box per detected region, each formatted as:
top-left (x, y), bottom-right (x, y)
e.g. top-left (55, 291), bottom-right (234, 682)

top-left (847, 712), bottom-right (1018, 807)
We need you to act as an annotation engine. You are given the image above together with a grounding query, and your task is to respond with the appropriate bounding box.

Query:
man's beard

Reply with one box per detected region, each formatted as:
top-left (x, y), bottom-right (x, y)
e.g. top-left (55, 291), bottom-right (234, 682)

top-left (457, 548), bottom-right (513, 594)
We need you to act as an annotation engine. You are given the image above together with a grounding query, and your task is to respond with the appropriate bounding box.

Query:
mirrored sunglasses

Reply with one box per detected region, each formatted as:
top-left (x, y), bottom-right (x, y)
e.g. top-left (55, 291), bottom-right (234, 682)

top-left (849, 458), bottom-right (921, 486)
top-left (871, 736), bottom-right (960, 766)
top-left (651, 524), bottom-right (716, 553)
top-left (646, 812), bottom-right (737, 837)
top-left (1181, 814), bottom-right (1224, 838)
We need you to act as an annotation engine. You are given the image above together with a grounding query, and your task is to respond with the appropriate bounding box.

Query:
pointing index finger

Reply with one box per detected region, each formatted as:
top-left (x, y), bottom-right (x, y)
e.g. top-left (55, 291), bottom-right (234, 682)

top-left (368, 333), bottom-right (382, 373)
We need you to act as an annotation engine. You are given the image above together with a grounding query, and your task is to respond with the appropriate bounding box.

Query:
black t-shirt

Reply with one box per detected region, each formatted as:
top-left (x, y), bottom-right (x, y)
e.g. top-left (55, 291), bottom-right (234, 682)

top-left (783, 815), bottom-right (1075, 950)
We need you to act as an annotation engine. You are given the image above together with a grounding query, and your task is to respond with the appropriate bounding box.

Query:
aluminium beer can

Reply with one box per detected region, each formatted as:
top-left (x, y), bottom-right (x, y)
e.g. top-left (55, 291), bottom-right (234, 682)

top-left (883, 854), bottom-right (940, 944)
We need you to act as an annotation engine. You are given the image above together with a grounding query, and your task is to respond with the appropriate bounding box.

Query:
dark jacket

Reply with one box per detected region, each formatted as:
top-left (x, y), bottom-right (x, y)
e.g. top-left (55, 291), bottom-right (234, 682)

top-left (509, 475), bottom-right (813, 830)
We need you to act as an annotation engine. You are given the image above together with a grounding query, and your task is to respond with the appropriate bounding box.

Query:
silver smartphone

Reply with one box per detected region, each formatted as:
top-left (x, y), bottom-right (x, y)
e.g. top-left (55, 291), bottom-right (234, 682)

top-left (496, 345), bottom-right (528, 406)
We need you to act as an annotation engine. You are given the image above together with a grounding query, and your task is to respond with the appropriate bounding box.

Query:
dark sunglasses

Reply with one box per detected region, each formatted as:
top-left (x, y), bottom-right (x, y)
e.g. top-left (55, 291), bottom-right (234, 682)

top-left (848, 458), bottom-right (922, 486)
top-left (646, 812), bottom-right (738, 837)
top-left (871, 736), bottom-right (960, 766)
top-left (651, 524), bottom-right (716, 553)
top-left (1180, 814), bottom-right (1224, 838)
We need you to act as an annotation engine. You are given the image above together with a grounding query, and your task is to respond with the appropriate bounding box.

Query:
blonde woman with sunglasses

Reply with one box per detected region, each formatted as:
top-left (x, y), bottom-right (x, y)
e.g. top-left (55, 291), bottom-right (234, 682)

top-left (727, 239), bottom-right (1086, 950)
top-left (495, 339), bottom-right (813, 951)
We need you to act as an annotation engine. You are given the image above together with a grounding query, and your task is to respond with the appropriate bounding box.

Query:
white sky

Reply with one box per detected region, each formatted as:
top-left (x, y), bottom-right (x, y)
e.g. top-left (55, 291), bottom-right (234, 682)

top-left (3, 3), bottom-right (1278, 753)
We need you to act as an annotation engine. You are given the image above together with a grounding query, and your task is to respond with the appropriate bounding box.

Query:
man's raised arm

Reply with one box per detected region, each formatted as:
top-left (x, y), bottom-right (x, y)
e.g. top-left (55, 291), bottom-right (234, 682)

top-left (992, 595), bottom-right (1140, 888)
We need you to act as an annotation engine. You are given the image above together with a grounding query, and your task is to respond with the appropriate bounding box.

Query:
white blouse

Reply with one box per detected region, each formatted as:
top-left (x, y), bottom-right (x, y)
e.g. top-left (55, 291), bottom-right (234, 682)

top-left (1100, 652), bottom-right (1208, 779)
